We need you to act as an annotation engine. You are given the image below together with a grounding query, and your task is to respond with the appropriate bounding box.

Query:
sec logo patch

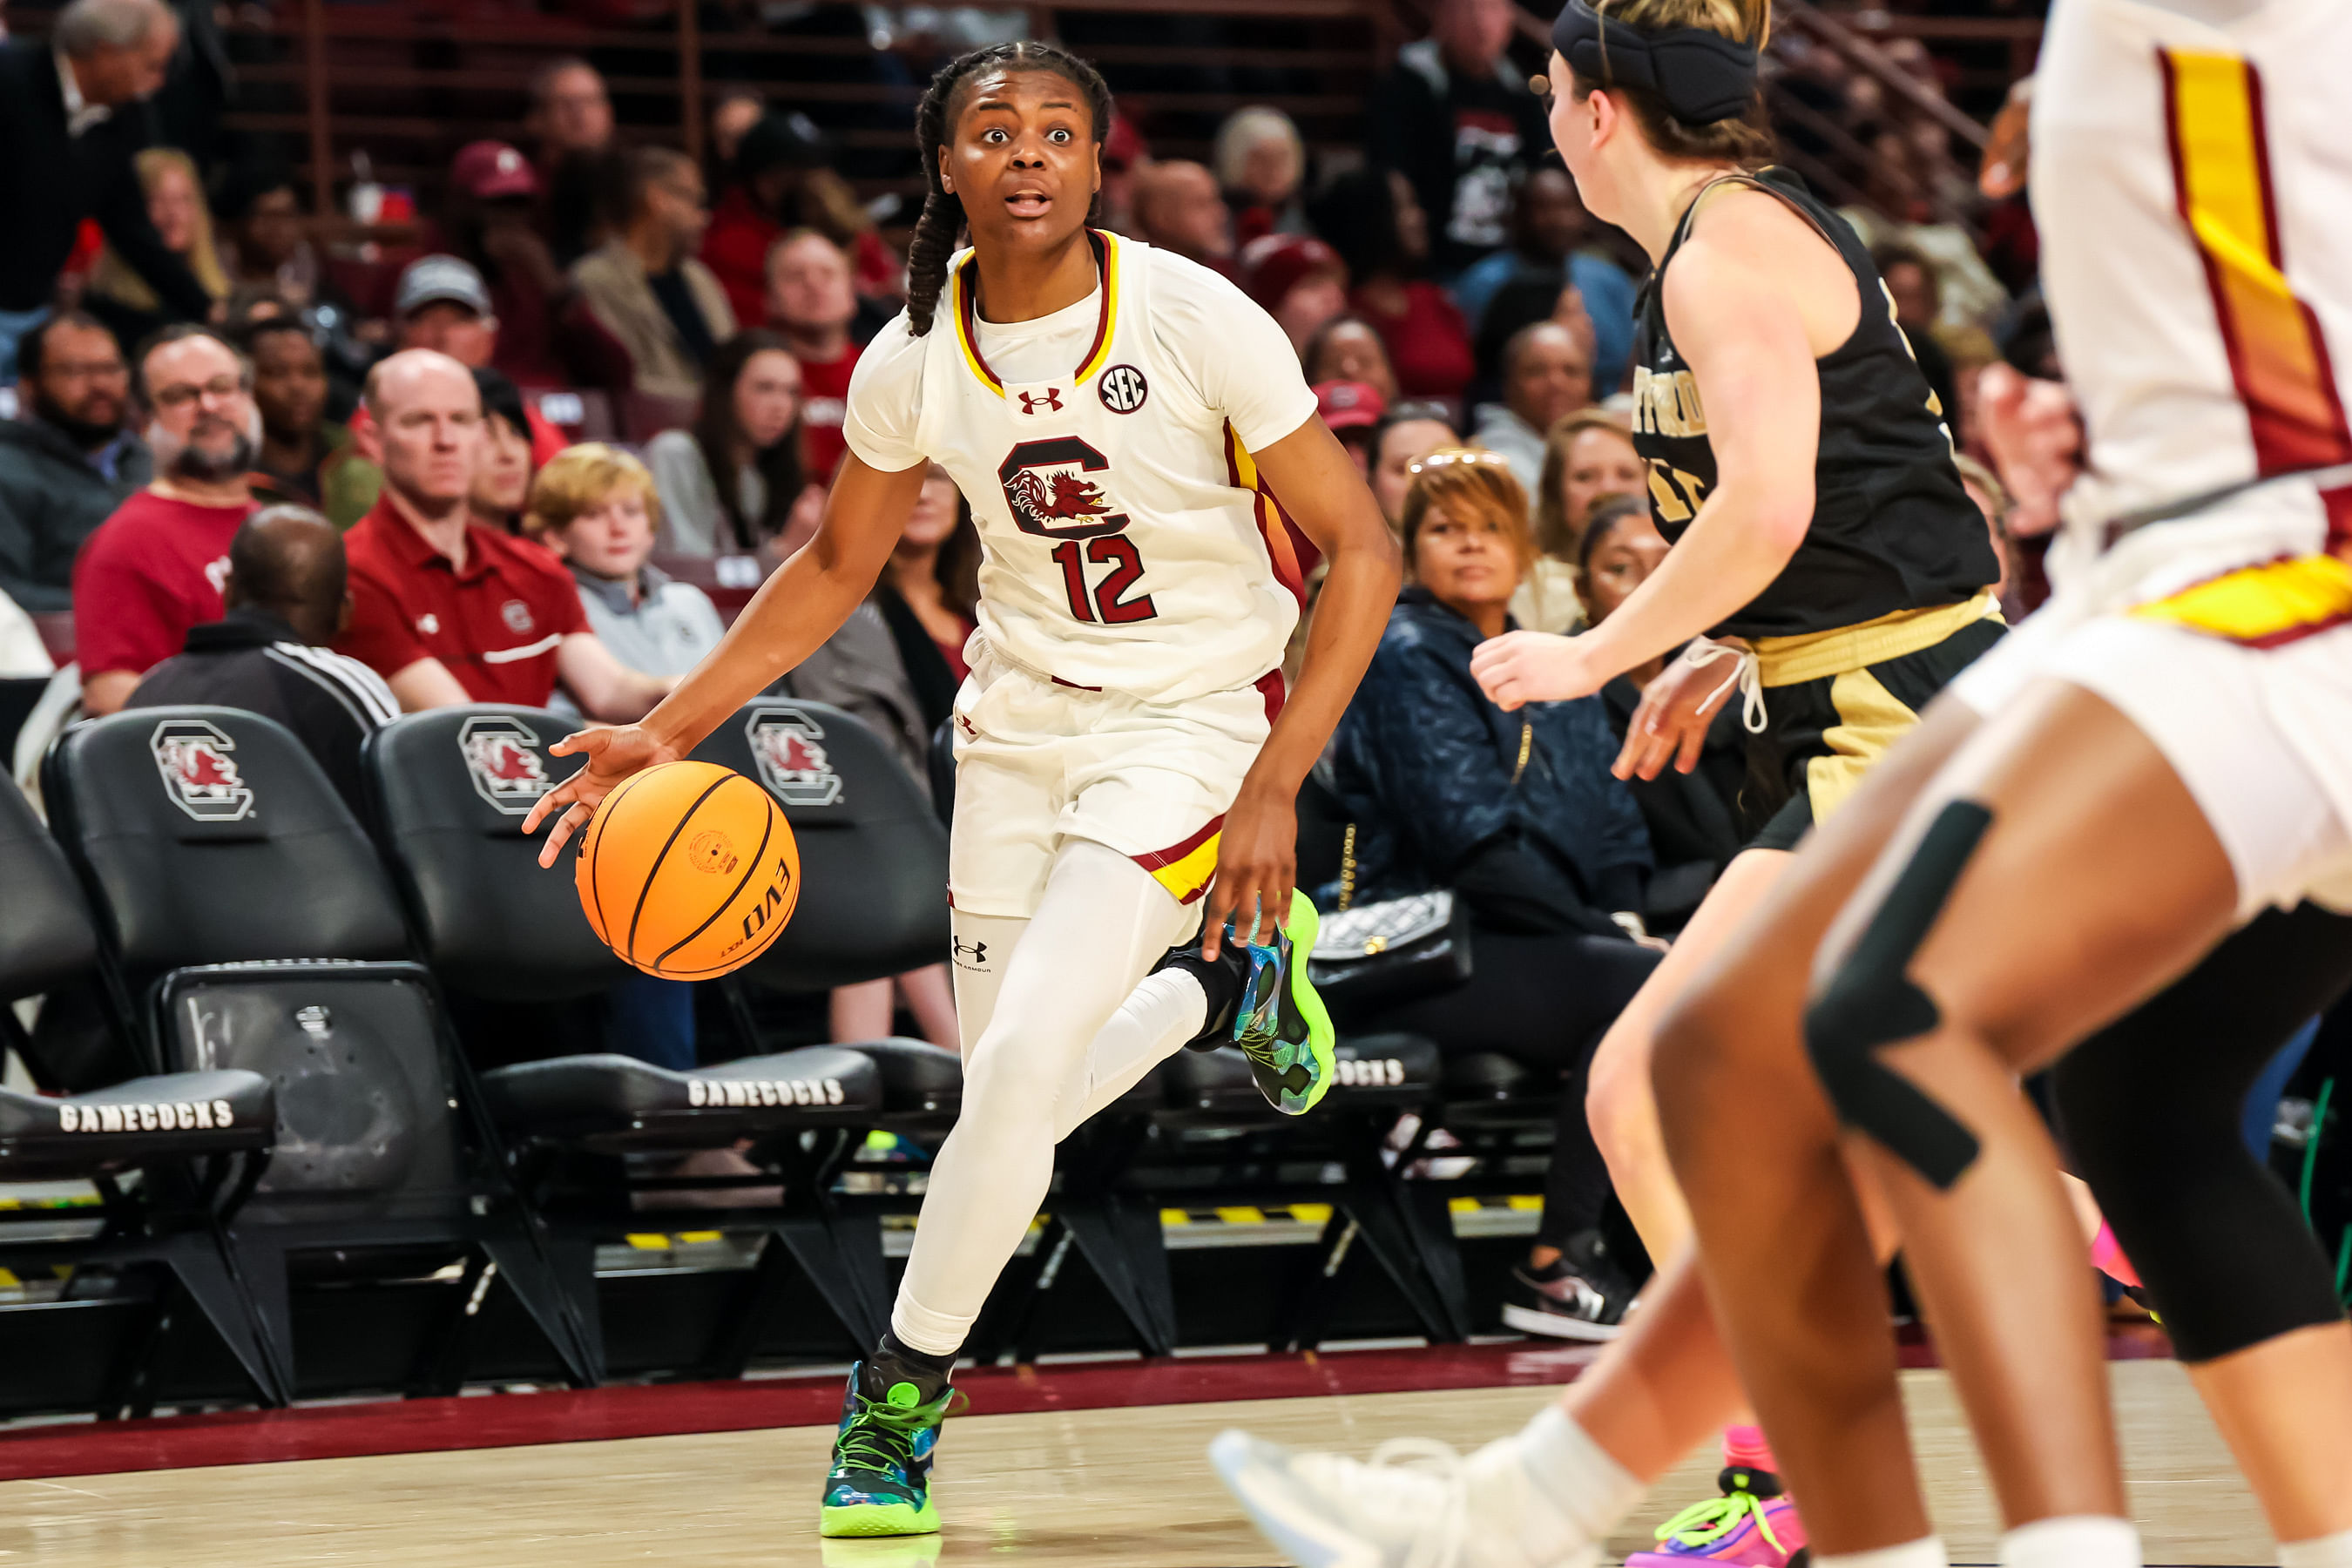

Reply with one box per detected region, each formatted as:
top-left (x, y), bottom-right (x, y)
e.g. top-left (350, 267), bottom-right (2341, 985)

top-left (1098, 364), bottom-right (1148, 414)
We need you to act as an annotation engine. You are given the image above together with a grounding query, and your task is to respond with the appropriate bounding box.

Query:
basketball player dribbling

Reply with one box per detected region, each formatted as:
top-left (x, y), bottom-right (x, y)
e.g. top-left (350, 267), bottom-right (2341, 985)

top-left (523, 41), bottom-right (1401, 1540)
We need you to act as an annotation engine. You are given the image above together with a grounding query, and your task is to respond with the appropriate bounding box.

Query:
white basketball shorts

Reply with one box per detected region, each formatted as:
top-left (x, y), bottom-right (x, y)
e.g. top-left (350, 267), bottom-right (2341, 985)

top-left (1950, 555), bottom-right (2352, 917)
top-left (946, 646), bottom-right (1284, 919)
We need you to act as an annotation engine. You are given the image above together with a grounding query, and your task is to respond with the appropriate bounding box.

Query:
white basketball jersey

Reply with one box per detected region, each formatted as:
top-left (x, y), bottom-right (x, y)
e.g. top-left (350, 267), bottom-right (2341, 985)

top-left (2031, 0), bottom-right (2352, 598)
top-left (843, 232), bottom-right (1321, 706)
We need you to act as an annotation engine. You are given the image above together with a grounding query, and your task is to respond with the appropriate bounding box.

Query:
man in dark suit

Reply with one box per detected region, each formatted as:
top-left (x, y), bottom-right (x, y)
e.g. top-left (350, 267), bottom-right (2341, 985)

top-left (0, 0), bottom-right (213, 379)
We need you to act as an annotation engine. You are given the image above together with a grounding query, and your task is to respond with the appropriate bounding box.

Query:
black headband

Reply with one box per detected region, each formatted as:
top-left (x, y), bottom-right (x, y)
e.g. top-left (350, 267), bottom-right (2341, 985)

top-left (1551, 0), bottom-right (1761, 125)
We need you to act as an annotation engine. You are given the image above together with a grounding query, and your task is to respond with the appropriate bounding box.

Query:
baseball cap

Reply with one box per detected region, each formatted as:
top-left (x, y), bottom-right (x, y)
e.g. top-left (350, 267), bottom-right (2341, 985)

top-left (451, 140), bottom-right (538, 201)
top-left (737, 110), bottom-right (834, 177)
top-left (395, 254), bottom-right (493, 319)
top-left (1314, 379), bottom-right (1387, 432)
top-left (1103, 110), bottom-right (1150, 173)
top-left (1240, 233), bottom-right (1345, 312)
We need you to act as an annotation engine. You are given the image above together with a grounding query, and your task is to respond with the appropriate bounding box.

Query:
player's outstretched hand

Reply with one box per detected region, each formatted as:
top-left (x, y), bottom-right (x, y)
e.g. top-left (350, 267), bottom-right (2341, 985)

top-left (523, 724), bottom-right (682, 868)
top-left (1201, 782), bottom-right (1297, 962)
top-left (1470, 629), bottom-right (1602, 712)
top-left (1616, 649), bottom-right (1737, 781)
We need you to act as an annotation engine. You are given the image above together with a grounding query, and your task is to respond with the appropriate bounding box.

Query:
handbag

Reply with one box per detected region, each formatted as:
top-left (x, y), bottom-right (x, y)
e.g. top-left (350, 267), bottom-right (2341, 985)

top-left (1305, 719), bottom-right (1531, 1009)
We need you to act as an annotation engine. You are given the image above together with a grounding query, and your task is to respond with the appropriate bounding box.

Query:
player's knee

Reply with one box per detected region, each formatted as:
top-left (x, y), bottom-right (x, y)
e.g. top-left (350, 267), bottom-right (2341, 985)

top-left (1648, 983), bottom-right (1746, 1149)
top-left (961, 1029), bottom-right (1074, 1121)
top-left (1801, 801), bottom-right (1994, 1189)
top-left (1585, 1031), bottom-right (1663, 1173)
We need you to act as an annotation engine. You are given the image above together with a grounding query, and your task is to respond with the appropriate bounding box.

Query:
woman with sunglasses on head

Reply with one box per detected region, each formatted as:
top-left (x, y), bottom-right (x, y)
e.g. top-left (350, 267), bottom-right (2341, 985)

top-left (519, 40), bottom-right (1401, 1544)
top-left (1213, 1), bottom-right (2004, 1563)
top-left (1325, 448), bottom-right (1661, 1342)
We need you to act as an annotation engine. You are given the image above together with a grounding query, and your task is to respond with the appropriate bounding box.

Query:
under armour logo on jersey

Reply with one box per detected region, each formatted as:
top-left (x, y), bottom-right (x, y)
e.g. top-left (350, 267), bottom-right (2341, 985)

top-left (1017, 388), bottom-right (1064, 416)
top-left (952, 937), bottom-right (990, 968)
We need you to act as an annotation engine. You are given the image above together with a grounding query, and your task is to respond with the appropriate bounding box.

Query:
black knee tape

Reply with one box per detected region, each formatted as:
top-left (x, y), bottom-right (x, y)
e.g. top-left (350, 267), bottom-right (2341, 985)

top-left (1802, 801), bottom-right (1990, 1189)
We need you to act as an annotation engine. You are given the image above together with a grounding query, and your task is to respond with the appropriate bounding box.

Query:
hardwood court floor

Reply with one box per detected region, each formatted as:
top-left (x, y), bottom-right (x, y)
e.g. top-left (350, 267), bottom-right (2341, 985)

top-left (0, 1360), bottom-right (2271, 1566)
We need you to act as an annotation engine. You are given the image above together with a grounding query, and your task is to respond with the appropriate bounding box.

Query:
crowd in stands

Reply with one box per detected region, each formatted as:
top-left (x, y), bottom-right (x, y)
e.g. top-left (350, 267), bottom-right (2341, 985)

top-left (0, 0), bottom-right (2050, 1336)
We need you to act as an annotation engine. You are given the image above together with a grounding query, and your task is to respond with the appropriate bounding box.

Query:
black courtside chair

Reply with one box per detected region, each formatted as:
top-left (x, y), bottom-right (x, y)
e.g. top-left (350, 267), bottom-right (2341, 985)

top-left (41, 706), bottom-right (596, 1398)
top-left (0, 770), bottom-right (279, 1414)
top-left (365, 705), bottom-right (900, 1371)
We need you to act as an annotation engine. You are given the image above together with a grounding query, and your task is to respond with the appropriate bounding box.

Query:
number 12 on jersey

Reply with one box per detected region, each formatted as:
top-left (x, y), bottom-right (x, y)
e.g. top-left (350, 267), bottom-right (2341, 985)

top-left (1051, 535), bottom-right (1159, 625)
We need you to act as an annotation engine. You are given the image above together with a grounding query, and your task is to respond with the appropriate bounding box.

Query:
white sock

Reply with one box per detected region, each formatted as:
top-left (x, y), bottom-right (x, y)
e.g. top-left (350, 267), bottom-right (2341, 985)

top-left (1816, 1542), bottom-right (1950, 1568)
top-left (1999, 1516), bottom-right (2140, 1568)
top-left (1476, 1404), bottom-right (1641, 1561)
top-left (2282, 1528), bottom-right (2352, 1568)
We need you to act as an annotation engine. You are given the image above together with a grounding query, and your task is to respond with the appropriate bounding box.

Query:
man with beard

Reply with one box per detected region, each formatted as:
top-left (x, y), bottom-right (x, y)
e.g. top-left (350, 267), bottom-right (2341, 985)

top-left (72, 325), bottom-right (261, 713)
top-left (0, 310), bottom-right (151, 612)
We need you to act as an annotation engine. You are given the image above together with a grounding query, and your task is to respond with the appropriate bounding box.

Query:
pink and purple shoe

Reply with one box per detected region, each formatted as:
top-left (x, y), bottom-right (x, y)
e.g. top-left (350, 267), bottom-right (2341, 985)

top-left (1625, 1465), bottom-right (1808, 1568)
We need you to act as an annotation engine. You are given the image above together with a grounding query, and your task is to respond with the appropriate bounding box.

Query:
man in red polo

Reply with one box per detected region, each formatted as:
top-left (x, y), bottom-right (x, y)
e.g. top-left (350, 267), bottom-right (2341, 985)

top-left (336, 348), bottom-right (669, 719)
top-left (74, 326), bottom-right (263, 714)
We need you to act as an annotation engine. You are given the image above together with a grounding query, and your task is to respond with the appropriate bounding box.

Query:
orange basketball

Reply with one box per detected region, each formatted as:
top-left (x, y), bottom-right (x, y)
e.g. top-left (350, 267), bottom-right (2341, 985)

top-left (575, 760), bottom-right (800, 978)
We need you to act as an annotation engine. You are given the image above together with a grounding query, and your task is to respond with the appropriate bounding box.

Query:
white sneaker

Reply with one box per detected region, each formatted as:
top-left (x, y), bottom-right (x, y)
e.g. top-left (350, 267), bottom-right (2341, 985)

top-left (1207, 1429), bottom-right (1600, 1568)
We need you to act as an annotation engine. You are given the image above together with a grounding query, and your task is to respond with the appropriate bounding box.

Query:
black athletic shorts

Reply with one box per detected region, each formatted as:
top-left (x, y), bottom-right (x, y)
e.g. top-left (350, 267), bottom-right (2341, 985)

top-left (1742, 608), bottom-right (2006, 854)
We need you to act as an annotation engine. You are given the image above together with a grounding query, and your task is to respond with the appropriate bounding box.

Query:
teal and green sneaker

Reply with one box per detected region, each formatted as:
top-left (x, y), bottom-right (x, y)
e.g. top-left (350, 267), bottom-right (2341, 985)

top-left (1233, 889), bottom-right (1336, 1117)
top-left (819, 1362), bottom-right (952, 1538)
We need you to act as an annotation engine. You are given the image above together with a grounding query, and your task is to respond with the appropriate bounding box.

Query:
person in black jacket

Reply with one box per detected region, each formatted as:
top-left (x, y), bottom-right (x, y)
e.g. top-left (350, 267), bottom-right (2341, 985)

top-left (125, 504), bottom-right (398, 815)
top-left (0, 310), bottom-right (152, 612)
top-left (1322, 446), bottom-right (1659, 1340)
top-left (0, 0), bottom-right (214, 379)
top-left (1363, 0), bottom-right (1550, 278)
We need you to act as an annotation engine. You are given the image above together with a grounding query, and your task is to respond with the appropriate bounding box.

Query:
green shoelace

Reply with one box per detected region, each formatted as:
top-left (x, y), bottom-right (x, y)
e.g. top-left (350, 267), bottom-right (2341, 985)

top-left (835, 1384), bottom-right (952, 1476)
top-left (1652, 1487), bottom-right (1788, 1554)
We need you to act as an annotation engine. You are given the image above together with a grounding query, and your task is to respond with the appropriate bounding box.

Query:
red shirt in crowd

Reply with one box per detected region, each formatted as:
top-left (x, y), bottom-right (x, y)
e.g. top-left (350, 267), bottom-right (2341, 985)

top-left (71, 490), bottom-right (257, 677)
top-left (936, 617), bottom-right (974, 684)
top-left (1356, 281), bottom-right (1476, 403)
top-left (796, 337), bottom-right (860, 483)
top-left (702, 187), bottom-right (900, 334)
top-left (335, 494), bottom-right (585, 705)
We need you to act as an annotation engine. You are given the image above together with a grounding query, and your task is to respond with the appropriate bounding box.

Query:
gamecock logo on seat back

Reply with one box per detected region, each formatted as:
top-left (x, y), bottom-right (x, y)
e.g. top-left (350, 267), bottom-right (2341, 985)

top-left (746, 709), bottom-right (842, 808)
top-left (150, 719), bottom-right (255, 823)
top-left (997, 435), bottom-right (1130, 541)
top-left (458, 715), bottom-right (552, 814)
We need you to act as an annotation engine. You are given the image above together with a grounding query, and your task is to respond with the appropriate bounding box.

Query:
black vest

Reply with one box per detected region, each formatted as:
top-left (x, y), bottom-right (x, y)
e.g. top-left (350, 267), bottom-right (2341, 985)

top-left (1630, 168), bottom-right (1996, 640)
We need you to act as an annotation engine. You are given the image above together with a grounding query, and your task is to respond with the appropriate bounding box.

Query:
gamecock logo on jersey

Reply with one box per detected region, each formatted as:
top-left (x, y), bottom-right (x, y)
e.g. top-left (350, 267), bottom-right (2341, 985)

top-left (150, 718), bottom-right (255, 823)
top-left (458, 715), bottom-right (552, 815)
top-left (997, 435), bottom-right (1131, 541)
top-left (746, 709), bottom-right (843, 808)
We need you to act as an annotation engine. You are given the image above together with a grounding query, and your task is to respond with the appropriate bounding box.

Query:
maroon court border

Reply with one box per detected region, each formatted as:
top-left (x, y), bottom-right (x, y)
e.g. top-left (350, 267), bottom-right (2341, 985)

top-left (0, 1328), bottom-right (2175, 1482)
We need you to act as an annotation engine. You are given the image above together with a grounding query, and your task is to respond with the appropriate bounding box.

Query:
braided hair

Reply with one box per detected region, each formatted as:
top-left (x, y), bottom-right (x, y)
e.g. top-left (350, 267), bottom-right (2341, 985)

top-left (904, 41), bottom-right (1115, 338)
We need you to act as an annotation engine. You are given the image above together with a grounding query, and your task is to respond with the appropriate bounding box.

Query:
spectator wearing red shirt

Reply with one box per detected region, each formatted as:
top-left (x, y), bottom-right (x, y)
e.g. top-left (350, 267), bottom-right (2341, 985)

top-left (74, 326), bottom-right (262, 714)
top-left (335, 348), bottom-right (670, 720)
top-left (1310, 168), bottom-right (1475, 407)
top-left (701, 112), bottom-right (901, 326)
top-left (766, 229), bottom-right (861, 483)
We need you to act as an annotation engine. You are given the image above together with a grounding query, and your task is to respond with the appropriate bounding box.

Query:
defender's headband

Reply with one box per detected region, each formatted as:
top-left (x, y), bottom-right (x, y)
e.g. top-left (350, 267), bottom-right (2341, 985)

top-left (1551, 0), bottom-right (1760, 125)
